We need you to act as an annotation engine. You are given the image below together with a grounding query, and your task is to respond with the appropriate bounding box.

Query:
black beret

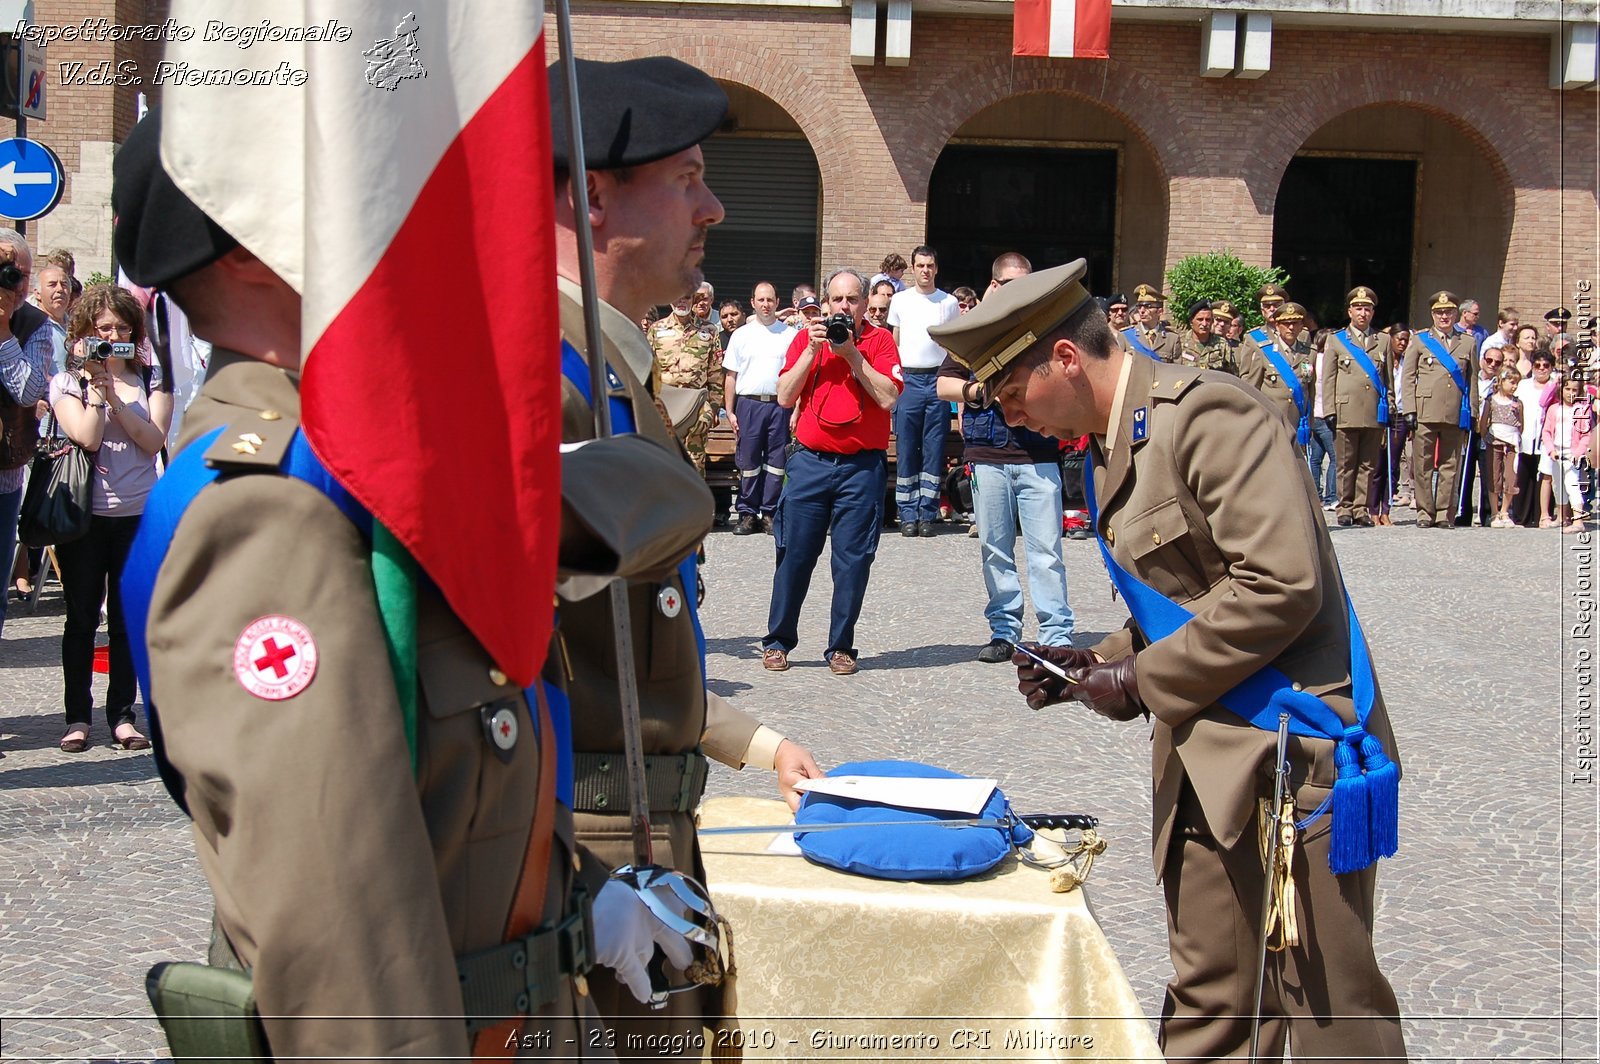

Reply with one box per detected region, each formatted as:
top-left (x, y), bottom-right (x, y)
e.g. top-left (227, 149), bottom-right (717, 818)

top-left (1106, 293), bottom-right (1129, 308)
top-left (549, 57), bottom-right (728, 172)
top-left (1186, 298), bottom-right (1212, 320)
top-left (112, 107), bottom-right (238, 289)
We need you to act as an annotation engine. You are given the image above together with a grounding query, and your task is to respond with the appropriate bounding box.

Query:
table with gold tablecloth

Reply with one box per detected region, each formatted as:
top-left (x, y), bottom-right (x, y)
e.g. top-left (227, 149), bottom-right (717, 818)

top-left (696, 797), bottom-right (1163, 1061)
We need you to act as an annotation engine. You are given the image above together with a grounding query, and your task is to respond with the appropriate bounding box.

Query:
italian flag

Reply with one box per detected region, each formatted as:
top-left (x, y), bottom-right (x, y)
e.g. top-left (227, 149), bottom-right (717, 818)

top-left (1014, 0), bottom-right (1111, 58)
top-left (161, 2), bottom-right (561, 686)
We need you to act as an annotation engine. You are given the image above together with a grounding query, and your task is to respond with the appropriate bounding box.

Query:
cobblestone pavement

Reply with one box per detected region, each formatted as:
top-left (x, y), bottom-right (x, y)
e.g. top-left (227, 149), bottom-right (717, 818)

top-left (1, 511), bottom-right (1595, 1061)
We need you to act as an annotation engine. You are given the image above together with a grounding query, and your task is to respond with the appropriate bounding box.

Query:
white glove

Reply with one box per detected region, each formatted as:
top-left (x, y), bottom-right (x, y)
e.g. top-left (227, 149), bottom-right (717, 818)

top-left (592, 878), bottom-right (696, 1004)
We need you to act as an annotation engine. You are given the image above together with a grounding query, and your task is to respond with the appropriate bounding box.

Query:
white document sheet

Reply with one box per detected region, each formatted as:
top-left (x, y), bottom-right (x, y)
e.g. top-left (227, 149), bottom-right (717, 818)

top-left (791, 775), bottom-right (998, 816)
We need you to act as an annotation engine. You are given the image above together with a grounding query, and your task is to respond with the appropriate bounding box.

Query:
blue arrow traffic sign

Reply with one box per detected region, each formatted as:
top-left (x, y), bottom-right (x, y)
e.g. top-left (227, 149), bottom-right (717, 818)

top-left (0, 138), bottom-right (63, 222)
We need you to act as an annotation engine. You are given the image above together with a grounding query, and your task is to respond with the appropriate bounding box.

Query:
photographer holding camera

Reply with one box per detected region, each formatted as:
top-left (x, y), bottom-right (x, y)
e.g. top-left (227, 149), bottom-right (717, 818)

top-left (762, 268), bottom-right (902, 676)
top-left (50, 284), bottom-right (171, 753)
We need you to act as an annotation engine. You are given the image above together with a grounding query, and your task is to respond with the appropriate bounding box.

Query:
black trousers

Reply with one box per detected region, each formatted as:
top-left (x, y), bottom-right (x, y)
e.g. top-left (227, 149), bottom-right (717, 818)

top-left (1513, 451), bottom-right (1545, 526)
top-left (1453, 430), bottom-right (1494, 526)
top-left (56, 512), bottom-right (143, 730)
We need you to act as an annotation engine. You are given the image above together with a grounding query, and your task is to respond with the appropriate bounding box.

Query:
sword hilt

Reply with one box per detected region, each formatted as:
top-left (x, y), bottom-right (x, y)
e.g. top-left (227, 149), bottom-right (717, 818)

top-left (1017, 812), bottom-right (1099, 831)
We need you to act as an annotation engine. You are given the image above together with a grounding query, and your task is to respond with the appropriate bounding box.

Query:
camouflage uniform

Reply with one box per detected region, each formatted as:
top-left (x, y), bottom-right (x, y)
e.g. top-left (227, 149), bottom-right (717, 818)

top-left (649, 312), bottom-right (724, 474)
top-left (1177, 330), bottom-right (1237, 374)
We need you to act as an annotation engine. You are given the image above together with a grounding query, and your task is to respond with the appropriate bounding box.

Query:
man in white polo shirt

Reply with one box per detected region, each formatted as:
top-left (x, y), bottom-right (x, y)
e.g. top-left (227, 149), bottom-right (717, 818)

top-left (724, 280), bottom-right (797, 534)
top-left (888, 245), bottom-right (960, 536)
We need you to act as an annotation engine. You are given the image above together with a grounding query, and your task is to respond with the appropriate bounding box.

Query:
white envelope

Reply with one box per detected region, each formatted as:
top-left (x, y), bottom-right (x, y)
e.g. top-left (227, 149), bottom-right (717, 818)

top-left (791, 775), bottom-right (999, 817)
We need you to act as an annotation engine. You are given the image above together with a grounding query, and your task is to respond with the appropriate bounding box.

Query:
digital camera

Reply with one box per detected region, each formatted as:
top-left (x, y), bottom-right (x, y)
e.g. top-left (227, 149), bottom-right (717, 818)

top-left (824, 312), bottom-right (856, 346)
top-left (86, 340), bottom-right (136, 362)
top-left (0, 261), bottom-right (23, 290)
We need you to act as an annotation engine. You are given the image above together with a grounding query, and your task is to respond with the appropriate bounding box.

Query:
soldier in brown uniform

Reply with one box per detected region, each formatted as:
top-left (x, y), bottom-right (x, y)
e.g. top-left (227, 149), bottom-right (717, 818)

top-left (1238, 302), bottom-right (1319, 450)
top-left (649, 292), bottom-right (724, 474)
top-left (929, 261), bottom-right (1406, 1063)
top-left (1210, 298), bottom-right (1241, 352)
top-left (1122, 283), bottom-right (1181, 362)
top-left (1403, 291), bottom-right (1481, 528)
top-left (550, 56), bottom-right (823, 1053)
top-left (116, 110), bottom-right (709, 1059)
top-left (1326, 287), bottom-right (1390, 527)
top-left (1176, 299), bottom-right (1236, 374)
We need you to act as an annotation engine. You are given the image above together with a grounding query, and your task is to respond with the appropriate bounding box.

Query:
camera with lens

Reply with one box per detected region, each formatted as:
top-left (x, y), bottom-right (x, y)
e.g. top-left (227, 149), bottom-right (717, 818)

top-left (0, 261), bottom-right (23, 290)
top-left (824, 312), bottom-right (856, 346)
top-left (85, 340), bottom-right (136, 362)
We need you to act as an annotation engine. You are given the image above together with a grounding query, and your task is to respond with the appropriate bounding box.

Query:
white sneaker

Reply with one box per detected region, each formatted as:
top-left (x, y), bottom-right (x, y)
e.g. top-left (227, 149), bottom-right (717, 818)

top-left (1322, 502), bottom-right (1337, 512)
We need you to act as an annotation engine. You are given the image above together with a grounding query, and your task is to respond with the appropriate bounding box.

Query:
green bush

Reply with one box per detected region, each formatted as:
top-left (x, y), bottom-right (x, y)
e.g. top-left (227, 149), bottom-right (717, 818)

top-left (1165, 250), bottom-right (1288, 329)
top-left (86, 271), bottom-right (113, 288)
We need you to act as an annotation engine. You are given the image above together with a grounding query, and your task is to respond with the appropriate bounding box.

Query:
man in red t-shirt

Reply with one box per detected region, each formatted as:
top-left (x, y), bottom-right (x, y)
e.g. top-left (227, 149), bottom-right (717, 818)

top-left (762, 268), bottom-right (903, 675)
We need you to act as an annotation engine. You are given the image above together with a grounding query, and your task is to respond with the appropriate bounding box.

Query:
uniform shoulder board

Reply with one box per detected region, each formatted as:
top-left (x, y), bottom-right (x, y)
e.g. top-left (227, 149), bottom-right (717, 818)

top-left (203, 410), bottom-right (300, 473)
top-left (1149, 363), bottom-right (1204, 402)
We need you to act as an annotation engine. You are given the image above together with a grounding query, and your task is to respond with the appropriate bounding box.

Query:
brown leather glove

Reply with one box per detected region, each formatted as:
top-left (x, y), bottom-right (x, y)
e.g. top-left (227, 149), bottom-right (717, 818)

top-left (1066, 657), bottom-right (1145, 721)
top-left (1012, 643), bottom-right (1099, 710)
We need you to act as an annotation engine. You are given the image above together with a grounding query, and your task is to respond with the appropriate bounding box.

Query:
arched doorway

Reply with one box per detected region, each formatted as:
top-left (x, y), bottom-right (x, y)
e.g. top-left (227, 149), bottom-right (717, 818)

top-left (925, 92), bottom-right (1166, 296)
top-left (701, 82), bottom-right (820, 306)
top-left (1272, 104), bottom-right (1513, 328)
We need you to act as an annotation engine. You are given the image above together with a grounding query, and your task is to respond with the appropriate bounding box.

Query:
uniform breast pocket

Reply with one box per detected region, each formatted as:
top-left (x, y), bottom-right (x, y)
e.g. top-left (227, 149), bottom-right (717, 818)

top-left (644, 576), bottom-right (696, 682)
top-left (1122, 498), bottom-right (1210, 602)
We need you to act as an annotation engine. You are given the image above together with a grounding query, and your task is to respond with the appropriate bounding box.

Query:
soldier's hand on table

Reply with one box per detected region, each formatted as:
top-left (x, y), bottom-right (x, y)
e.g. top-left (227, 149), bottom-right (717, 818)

top-left (774, 739), bottom-right (823, 813)
top-left (1065, 657), bottom-right (1145, 722)
top-left (592, 879), bottom-right (696, 1005)
top-left (1012, 643), bottom-right (1099, 709)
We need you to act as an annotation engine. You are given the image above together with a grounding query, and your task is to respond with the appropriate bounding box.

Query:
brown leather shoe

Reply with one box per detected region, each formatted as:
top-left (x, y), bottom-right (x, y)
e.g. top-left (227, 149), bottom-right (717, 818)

top-left (828, 651), bottom-right (859, 676)
top-left (762, 647), bottom-right (790, 672)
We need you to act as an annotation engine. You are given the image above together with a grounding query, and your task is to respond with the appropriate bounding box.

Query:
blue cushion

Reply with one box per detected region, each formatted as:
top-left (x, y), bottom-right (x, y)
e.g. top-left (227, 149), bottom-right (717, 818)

top-left (793, 759), bottom-right (1033, 881)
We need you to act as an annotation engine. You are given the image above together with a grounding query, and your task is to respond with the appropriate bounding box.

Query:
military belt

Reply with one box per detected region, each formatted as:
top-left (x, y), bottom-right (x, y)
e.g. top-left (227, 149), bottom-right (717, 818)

top-left (740, 393), bottom-right (778, 402)
top-left (457, 893), bottom-right (594, 1033)
top-left (571, 750), bottom-right (707, 814)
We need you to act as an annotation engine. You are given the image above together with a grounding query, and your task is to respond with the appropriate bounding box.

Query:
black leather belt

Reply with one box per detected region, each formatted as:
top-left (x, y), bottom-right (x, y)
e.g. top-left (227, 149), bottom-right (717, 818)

top-left (457, 892), bottom-right (594, 1031)
top-left (739, 393), bottom-right (779, 402)
top-left (572, 751), bottom-right (707, 814)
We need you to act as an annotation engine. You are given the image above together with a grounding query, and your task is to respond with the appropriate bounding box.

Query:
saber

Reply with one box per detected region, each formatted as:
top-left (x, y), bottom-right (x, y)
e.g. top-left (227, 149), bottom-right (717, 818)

top-left (553, 0), bottom-right (653, 873)
top-left (699, 812), bottom-right (1098, 837)
top-left (1249, 712), bottom-right (1292, 1062)
top-left (1011, 641), bottom-right (1080, 686)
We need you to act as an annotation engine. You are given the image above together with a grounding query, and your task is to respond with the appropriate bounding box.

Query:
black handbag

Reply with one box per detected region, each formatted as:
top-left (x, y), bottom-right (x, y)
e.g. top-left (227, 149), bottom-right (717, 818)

top-left (18, 413), bottom-right (93, 548)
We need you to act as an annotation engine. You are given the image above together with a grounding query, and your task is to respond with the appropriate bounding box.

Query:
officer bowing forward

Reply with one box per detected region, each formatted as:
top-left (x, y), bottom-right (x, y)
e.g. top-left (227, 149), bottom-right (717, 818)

top-left (929, 261), bottom-right (1407, 1063)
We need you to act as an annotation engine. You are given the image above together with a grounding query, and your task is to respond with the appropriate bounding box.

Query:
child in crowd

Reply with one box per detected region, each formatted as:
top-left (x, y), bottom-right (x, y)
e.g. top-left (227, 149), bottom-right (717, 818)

top-left (1481, 366), bottom-right (1524, 527)
top-left (1540, 375), bottom-right (1594, 532)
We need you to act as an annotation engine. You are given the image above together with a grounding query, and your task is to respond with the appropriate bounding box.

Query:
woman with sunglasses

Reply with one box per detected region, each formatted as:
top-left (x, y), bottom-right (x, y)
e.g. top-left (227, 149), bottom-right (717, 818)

top-left (1514, 347), bottom-right (1559, 526)
top-left (49, 285), bottom-right (171, 752)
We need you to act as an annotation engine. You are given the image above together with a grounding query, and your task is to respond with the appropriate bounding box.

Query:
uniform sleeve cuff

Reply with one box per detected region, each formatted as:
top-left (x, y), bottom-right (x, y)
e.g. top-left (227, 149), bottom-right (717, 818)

top-left (742, 725), bottom-right (785, 772)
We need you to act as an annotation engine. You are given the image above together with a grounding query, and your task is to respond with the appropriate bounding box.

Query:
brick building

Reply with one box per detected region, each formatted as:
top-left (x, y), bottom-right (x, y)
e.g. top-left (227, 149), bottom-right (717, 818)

top-left (2, 1), bottom-right (1592, 327)
top-left (0, 0), bottom-right (168, 276)
top-left (553, 0), bottom-right (1598, 326)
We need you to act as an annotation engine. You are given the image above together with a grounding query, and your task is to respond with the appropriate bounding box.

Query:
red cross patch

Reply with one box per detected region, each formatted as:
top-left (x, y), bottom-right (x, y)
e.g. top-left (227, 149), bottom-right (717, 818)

top-left (233, 615), bottom-right (319, 701)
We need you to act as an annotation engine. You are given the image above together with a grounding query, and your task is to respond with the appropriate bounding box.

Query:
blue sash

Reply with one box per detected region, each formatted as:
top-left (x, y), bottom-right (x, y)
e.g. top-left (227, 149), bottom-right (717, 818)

top-left (1123, 327), bottom-right (1162, 361)
top-left (1334, 330), bottom-right (1388, 426)
top-left (1417, 331), bottom-right (1472, 429)
top-left (560, 340), bottom-right (708, 675)
top-left (1252, 330), bottom-right (1311, 447)
top-left (1085, 461), bottom-right (1397, 874)
top-left (122, 426), bottom-right (573, 814)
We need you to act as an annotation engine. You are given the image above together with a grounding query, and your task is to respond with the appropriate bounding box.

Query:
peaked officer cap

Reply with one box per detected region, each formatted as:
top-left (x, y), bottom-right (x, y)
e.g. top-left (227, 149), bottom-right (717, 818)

top-left (1347, 286), bottom-right (1377, 307)
top-left (1274, 301), bottom-right (1308, 323)
top-left (1428, 291), bottom-right (1459, 311)
top-left (112, 106), bottom-right (240, 288)
top-left (1257, 282), bottom-right (1290, 305)
top-left (1546, 306), bottom-right (1572, 324)
top-left (549, 57), bottom-right (728, 172)
top-left (1132, 283), bottom-right (1166, 305)
top-left (1211, 299), bottom-right (1237, 319)
top-left (928, 259), bottom-right (1093, 385)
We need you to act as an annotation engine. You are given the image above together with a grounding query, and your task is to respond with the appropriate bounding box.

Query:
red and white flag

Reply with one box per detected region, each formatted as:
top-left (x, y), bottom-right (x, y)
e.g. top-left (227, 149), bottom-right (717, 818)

top-left (162, 2), bottom-right (560, 685)
top-left (1014, 0), bottom-right (1111, 58)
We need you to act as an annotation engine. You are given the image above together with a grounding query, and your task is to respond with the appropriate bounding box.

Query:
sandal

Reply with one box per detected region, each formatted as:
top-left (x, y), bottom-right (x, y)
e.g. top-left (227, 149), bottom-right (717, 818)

top-left (1541, 517), bottom-right (1560, 528)
top-left (59, 729), bottom-right (89, 753)
top-left (114, 727), bottom-right (151, 751)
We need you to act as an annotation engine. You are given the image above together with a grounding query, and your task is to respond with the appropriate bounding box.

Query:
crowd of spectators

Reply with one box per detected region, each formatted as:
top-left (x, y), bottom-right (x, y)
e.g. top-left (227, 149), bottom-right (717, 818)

top-left (647, 247), bottom-right (1595, 666)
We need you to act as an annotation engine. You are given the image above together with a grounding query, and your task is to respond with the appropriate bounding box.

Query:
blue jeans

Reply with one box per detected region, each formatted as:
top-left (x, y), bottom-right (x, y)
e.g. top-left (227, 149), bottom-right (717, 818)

top-left (971, 462), bottom-right (1075, 646)
top-left (0, 484), bottom-right (21, 638)
top-left (765, 447), bottom-right (885, 660)
top-left (1308, 417), bottom-right (1337, 504)
top-left (893, 370), bottom-right (948, 524)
